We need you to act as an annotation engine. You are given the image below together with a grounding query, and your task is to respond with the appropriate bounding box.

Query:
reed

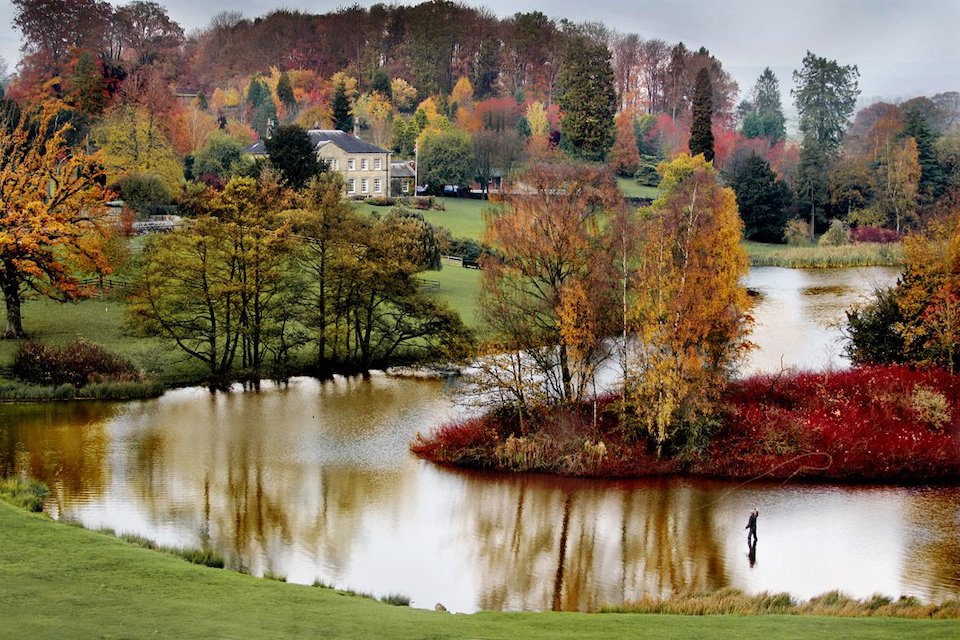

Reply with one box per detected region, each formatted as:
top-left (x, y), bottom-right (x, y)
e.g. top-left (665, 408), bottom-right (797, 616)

top-left (745, 241), bottom-right (904, 268)
top-left (603, 588), bottom-right (960, 619)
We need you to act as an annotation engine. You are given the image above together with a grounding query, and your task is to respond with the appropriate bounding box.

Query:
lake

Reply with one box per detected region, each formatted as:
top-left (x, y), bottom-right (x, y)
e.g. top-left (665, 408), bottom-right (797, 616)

top-left (4, 266), bottom-right (958, 613)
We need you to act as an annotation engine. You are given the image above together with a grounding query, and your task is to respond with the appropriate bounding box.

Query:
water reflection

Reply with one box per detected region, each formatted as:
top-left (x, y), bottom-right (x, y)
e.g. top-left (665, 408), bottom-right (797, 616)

top-left (0, 267), bottom-right (957, 612)
top-left (743, 266), bottom-right (899, 373)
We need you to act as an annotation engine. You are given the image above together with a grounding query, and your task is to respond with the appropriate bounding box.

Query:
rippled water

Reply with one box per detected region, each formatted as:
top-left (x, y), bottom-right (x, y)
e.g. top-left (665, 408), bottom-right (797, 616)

top-left (2, 266), bottom-right (957, 613)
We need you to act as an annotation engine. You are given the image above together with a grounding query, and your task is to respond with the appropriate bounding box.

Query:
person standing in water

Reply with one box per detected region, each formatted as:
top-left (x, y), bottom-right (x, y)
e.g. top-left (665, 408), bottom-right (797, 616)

top-left (746, 509), bottom-right (758, 545)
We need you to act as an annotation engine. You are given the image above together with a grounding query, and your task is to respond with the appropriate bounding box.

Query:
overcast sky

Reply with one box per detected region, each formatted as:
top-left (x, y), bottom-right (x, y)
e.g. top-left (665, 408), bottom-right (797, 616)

top-left (0, 0), bottom-right (956, 107)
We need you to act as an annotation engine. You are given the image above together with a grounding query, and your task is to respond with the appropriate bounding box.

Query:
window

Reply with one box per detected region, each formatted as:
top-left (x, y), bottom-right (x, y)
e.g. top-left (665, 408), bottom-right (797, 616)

top-left (361, 178), bottom-right (369, 194)
top-left (329, 159), bottom-right (339, 171)
top-left (348, 178), bottom-right (356, 194)
top-left (374, 158), bottom-right (382, 170)
top-left (360, 158), bottom-right (368, 171)
top-left (347, 158), bottom-right (355, 171)
top-left (402, 180), bottom-right (410, 194)
top-left (374, 178), bottom-right (382, 193)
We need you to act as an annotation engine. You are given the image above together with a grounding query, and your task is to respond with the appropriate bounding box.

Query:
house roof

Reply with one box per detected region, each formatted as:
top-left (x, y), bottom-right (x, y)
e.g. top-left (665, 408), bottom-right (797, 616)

top-left (245, 129), bottom-right (389, 156)
top-left (391, 161), bottom-right (415, 178)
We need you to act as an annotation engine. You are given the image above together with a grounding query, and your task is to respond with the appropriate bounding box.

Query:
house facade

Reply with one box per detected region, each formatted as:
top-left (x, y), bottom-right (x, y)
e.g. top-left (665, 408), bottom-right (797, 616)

top-left (246, 130), bottom-right (391, 197)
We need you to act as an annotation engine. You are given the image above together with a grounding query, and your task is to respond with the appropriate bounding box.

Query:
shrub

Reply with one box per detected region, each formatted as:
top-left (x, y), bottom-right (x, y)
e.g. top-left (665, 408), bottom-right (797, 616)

top-left (364, 196), bottom-right (395, 206)
top-left (115, 174), bottom-right (175, 217)
top-left (911, 386), bottom-right (951, 430)
top-left (782, 219), bottom-right (811, 246)
top-left (818, 219), bottom-right (849, 246)
top-left (851, 226), bottom-right (903, 244)
top-left (0, 477), bottom-right (50, 512)
top-left (12, 340), bottom-right (137, 388)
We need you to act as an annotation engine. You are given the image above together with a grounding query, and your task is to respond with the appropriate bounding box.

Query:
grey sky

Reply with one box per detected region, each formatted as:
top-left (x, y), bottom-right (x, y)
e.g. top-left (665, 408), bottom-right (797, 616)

top-left (1, 0), bottom-right (956, 107)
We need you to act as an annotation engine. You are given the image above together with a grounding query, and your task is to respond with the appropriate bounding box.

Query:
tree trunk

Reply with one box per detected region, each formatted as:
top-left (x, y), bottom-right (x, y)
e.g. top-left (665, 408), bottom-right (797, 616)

top-left (1, 270), bottom-right (25, 339)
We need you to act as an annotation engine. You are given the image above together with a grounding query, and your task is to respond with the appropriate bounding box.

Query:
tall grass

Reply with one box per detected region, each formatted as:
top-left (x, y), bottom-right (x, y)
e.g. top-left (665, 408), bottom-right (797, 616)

top-left (379, 593), bottom-right (411, 607)
top-left (110, 531), bottom-right (226, 568)
top-left (0, 379), bottom-right (165, 401)
top-left (603, 588), bottom-right (960, 619)
top-left (745, 241), bottom-right (904, 268)
top-left (0, 477), bottom-right (50, 512)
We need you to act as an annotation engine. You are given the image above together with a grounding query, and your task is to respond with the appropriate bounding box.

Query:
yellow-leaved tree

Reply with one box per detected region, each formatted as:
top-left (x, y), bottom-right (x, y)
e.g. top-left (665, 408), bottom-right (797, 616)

top-left (0, 103), bottom-right (114, 337)
top-left (628, 154), bottom-right (750, 454)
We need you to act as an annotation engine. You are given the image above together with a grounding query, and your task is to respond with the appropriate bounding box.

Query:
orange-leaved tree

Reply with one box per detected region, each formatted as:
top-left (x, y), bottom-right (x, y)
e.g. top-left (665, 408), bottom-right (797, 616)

top-left (479, 161), bottom-right (624, 414)
top-left (628, 154), bottom-right (750, 454)
top-left (0, 102), bottom-right (114, 338)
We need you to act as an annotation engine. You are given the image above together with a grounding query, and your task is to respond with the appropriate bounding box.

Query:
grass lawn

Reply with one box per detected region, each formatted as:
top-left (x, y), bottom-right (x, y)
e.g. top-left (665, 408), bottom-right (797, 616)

top-left (358, 196), bottom-right (491, 240)
top-left (617, 177), bottom-right (660, 200)
top-left (428, 256), bottom-right (484, 328)
top-left (1, 502), bottom-right (955, 640)
top-left (0, 296), bottom-right (208, 385)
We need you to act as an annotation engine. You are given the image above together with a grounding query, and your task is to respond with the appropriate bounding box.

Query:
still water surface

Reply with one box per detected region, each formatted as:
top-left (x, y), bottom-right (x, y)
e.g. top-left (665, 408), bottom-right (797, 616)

top-left (2, 267), bottom-right (958, 612)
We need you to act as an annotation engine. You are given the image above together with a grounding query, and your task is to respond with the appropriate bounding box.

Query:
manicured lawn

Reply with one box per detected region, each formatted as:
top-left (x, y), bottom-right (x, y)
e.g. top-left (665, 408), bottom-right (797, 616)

top-left (428, 257), bottom-right (484, 328)
top-left (358, 196), bottom-right (492, 240)
top-left (1, 501), bottom-right (955, 639)
top-left (0, 296), bottom-right (203, 384)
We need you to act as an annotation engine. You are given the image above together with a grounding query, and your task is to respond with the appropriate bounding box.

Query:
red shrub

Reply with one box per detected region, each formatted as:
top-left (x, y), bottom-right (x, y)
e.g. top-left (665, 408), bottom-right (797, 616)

top-left (850, 226), bottom-right (903, 244)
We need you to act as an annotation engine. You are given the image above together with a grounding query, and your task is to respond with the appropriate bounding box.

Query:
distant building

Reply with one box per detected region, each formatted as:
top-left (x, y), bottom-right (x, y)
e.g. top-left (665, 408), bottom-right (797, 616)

top-left (390, 160), bottom-right (416, 197)
top-left (246, 130), bottom-right (391, 197)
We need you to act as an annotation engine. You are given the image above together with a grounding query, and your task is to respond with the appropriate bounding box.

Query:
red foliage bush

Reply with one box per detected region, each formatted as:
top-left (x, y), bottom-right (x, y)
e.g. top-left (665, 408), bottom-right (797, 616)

top-left (715, 366), bottom-right (960, 482)
top-left (850, 226), bottom-right (904, 244)
top-left (413, 365), bottom-right (960, 483)
top-left (13, 340), bottom-right (138, 387)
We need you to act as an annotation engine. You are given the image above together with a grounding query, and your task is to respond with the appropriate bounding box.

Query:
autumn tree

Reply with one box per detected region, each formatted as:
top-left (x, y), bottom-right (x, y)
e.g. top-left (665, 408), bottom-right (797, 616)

top-left (556, 36), bottom-right (616, 162)
top-left (94, 102), bottom-right (183, 190)
top-left (130, 177), bottom-right (296, 386)
top-left (0, 103), bottom-right (113, 337)
top-left (688, 67), bottom-right (714, 162)
top-left (111, 0), bottom-right (184, 67)
top-left (627, 154), bottom-right (749, 454)
top-left (875, 137), bottom-right (921, 233)
top-left (13, 0), bottom-right (112, 78)
top-left (849, 211), bottom-right (960, 373)
top-left (610, 111), bottom-right (640, 177)
top-left (479, 162), bottom-right (623, 412)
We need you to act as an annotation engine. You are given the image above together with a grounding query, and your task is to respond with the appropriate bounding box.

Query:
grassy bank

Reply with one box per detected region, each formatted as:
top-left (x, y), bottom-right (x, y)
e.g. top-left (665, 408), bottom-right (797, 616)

top-left (745, 242), bottom-right (904, 268)
top-left (0, 501), bottom-right (957, 639)
top-left (413, 365), bottom-right (960, 482)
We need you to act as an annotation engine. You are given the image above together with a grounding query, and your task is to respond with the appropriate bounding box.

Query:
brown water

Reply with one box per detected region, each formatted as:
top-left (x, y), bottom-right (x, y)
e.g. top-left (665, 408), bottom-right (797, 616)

top-left (2, 267), bottom-right (958, 613)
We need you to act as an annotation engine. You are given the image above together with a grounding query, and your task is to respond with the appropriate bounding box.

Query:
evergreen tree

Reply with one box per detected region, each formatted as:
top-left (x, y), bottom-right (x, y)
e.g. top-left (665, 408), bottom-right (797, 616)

top-left (371, 68), bottom-right (393, 101)
top-left (689, 67), bottom-right (714, 161)
top-left (264, 124), bottom-right (323, 189)
top-left (556, 36), bottom-right (616, 162)
top-left (332, 82), bottom-right (354, 132)
top-left (740, 68), bottom-right (786, 142)
top-left (247, 77), bottom-right (276, 140)
top-left (902, 104), bottom-right (946, 203)
top-left (796, 134), bottom-right (830, 239)
top-left (792, 51), bottom-right (860, 154)
top-left (730, 154), bottom-right (793, 242)
top-left (276, 71), bottom-right (296, 116)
